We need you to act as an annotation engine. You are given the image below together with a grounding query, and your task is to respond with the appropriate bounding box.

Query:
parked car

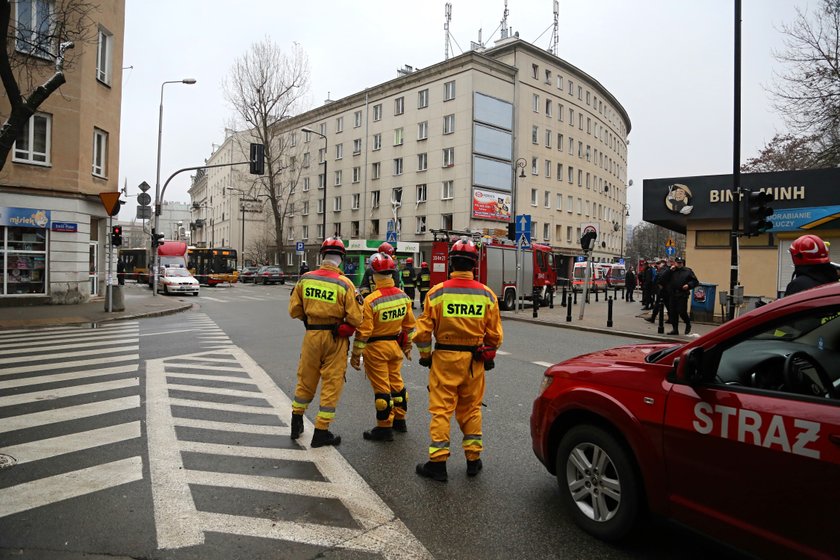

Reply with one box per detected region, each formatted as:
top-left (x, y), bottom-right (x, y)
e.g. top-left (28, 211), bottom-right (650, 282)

top-left (157, 266), bottom-right (199, 296)
top-left (239, 266), bottom-right (261, 283)
top-left (530, 282), bottom-right (840, 559)
top-left (257, 266), bottom-right (285, 285)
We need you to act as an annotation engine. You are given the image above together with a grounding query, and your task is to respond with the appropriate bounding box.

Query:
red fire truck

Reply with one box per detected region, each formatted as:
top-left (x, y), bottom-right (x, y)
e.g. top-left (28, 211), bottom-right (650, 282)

top-left (429, 229), bottom-right (557, 310)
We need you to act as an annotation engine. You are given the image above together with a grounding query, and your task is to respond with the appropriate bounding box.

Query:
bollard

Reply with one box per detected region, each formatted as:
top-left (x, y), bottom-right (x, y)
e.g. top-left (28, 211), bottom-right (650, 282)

top-left (607, 297), bottom-right (613, 327)
top-left (532, 287), bottom-right (540, 318)
top-left (561, 285), bottom-right (567, 307)
top-left (566, 293), bottom-right (573, 322)
top-left (595, 288), bottom-right (599, 303)
top-left (549, 287), bottom-right (554, 309)
top-left (573, 289), bottom-right (578, 305)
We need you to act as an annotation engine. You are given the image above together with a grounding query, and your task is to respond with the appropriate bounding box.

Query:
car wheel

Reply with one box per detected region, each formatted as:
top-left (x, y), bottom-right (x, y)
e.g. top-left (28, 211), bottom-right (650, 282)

top-left (502, 289), bottom-right (516, 311)
top-left (556, 425), bottom-right (641, 542)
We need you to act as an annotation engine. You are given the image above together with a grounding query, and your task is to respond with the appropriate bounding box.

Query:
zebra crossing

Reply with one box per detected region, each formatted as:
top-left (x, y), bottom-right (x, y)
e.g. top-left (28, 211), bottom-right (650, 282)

top-left (146, 344), bottom-right (432, 558)
top-left (0, 322), bottom-right (143, 518)
top-left (182, 313), bottom-right (234, 348)
top-left (196, 286), bottom-right (286, 305)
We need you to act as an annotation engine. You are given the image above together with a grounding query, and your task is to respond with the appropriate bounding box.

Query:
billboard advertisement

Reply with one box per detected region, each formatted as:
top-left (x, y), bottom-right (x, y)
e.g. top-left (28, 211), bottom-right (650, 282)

top-left (472, 188), bottom-right (511, 222)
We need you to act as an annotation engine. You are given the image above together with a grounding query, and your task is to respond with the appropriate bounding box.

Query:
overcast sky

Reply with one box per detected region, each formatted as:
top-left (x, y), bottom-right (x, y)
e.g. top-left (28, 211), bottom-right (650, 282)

top-left (118, 0), bottom-right (815, 225)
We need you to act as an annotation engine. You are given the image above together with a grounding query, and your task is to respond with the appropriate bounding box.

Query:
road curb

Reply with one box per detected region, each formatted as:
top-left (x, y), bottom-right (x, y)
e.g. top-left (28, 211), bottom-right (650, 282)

top-left (501, 313), bottom-right (681, 343)
top-left (0, 302), bottom-right (194, 331)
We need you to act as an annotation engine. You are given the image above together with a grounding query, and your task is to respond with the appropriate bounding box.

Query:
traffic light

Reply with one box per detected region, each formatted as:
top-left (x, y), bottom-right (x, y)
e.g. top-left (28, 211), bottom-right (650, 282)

top-left (742, 188), bottom-right (774, 237)
top-left (580, 230), bottom-right (597, 252)
top-left (111, 225), bottom-right (122, 247)
top-left (151, 228), bottom-right (165, 248)
top-left (249, 143), bottom-right (265, 175)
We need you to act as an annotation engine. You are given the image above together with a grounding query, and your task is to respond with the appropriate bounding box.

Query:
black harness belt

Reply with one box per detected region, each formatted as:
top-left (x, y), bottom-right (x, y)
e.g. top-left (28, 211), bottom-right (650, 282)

top-left (435, 343), bottom-right (478, 353)
top-left (367, 334), bottom-right (400, 342)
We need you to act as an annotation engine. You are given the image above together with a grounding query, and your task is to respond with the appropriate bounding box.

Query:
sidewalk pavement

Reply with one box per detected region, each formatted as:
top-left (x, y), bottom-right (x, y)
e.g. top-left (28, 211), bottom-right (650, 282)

top-left (0, 283), bottom-right (719, 343)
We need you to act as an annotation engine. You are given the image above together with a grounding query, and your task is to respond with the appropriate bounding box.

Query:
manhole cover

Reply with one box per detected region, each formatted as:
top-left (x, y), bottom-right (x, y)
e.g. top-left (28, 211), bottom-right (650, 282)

top-left (0, 454), bottom-right (17, 469)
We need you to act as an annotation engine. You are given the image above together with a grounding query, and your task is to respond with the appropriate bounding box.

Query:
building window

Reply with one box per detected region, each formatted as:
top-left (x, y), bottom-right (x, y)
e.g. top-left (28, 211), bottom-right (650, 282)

top-left (545, 160), bottom-right (551, 178)
top-left (416, 216), bottom-right (427, 234)
top-left (16, 0), bottom-right (53, 58)
top-left (556, 193), bottom-right (563, 210)
top-left (302, 225), bottom-right (309, 240)
top-left (287, 227), bottom-right (295, 241)
top-left (567, 225), bottom-right (573, 243)
top-left (567, 195), bottom-right (573, 212)
top-left (92, 128), bottom-right (108, 177)
top-left (558, 104), bottom-right (564, 122)
top-left (303, 177), bottom-right (310, 192)
top-left (443, 147), bottom-right (454, 167)
top-left (558, 133), bottom-right (564, 149)
top-left (373, 133), bottom-right (382, 151)
top-left (530, 188), bottom-right (538, 206)
top-left (302, 201), bottom-right (310, 215)
top-left (352, 138), bottom-right (361, 154)
top-left (532, 126), bottom-right (539, 144)
top-left (352, 166), bottom-right (361, 183)
top-left (416, 183), bottom-right (427, 203)
top-left (373, 103), bottom-right (382, 121)
top-left (2, 225), bottom-right (48, 295)
top-left (303, 152), bottom-right (310, 167)
top-left (394, 127), bottom-right (404, 146)
top-left (544, 69), bottom-right (551, 84)
top-left (333, 196), bottom-right (342, 212)
top-left (569, 108), bottom-right (574, 125)
top-left (578, 170), bottom-right (583, 186)
top-left (442, 180), bottom-right (454, 200)
top-left (557, 162), bottom-right (563, 179)
top-left (334, 223), bottom-right (342, 238)
top-left (442, 213), bottom-right (453, 229)
top-left (392, 187), bottom-right (403, 204)
top-left (568, 136), bottom-right (574, 154)
top-left (568, 79), bottom-right (574, 96)
top-left (287, 252), bottom-right (295, 266)
top-left (372, 161), bottom-right (381, 179)
top-left (418, 88), bottom-right (429, 108)
top-left (96, 27), bottom-right (113, 85)
top-left (318, 173), bottom-right (326, 189)
top-left (543, 223), bottom-right (550, 241)
top-left (418, 120), bottom-right (428, 140)
top-left (577, 198), bottom-right (582, 214)
top-left (317, 224), bottom-right (325, 240)
top-left (336, 116), bottom-right (344, 133)
top-left (318, 147), bottom-right (326, 164)
top-left (370, 219), bottom-right (380, 236)
top-left (531, 157), bottom-right (538, 175)
top-left (568, 166), bottom-right (574, 183)
top-left (444, 80), bottom-right (456, 101)
top-left (395, 96), bottom-right (405, 115)
top-left (13, 112), bottom-right (51, 165)
top-left (545, 99), bottom-right (552, 117)
top-left (417, 153), bottom-right (428, 171)
top-left (532, 94), bottom-right (539, 112)
top-left (531, 63), bottom-right (539, 79)
top-left (393, 157), bottom-right (403, 176)
top-left (578, 85), bottom-right (583, 100)
top-left (371, 190), bottom-right (380, 208)
top-left (443, 114), bottom-right (455, 134)
top-left (335, 143), bottom-right (343, 160)
top-left (544, 190), bottom-right (551, 208)
top-left (545, 129), bottom-right (552, 148)
top-left (354, 110), bottom-right (362, 127)
top-left (319, 122), bottom-right (326, 136)
top-left (351, 221), bottom-right (360, 237)
top-left (317, 199), bottom-right (325, 214)
top-left (557, 75), bottom-right (564, 90)
top-left (352, 193), bottom-right (360, 209)
top-left (334, 169), bottom-right (342, 186)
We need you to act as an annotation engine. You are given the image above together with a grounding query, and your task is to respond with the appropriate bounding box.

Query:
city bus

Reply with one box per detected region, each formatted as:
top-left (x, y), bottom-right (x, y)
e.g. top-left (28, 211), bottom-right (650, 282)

top-left (187, 247), bottom-right (239, 286)
top-left (117, 248), bottom-right (149, 282)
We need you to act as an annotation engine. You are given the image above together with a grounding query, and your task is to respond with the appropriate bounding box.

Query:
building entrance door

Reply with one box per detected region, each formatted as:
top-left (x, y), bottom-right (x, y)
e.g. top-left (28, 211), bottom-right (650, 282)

top-left (89, 241), bottom-right (98, 295)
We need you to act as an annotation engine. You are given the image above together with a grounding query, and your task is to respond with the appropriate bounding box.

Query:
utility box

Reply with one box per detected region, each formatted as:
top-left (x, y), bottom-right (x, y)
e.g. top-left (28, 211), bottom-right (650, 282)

top-left (691, 283), bottom-right (716, 322)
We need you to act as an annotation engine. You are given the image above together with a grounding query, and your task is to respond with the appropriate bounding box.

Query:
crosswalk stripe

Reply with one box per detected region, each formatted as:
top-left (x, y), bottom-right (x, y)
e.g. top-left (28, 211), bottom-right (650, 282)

top-left (2, 422), bottom-right (141, 464)
top-left (532, 361), bottom-right (554, 368)
top-left (160, 363), bottom-right (246, 372)
top-left (0, 396), bottom-right (140, 433)
top-left (239, 296), bottom-right (265, 301)
top-left (173, 417), bottom-right (286, 435)
top-left (0, 457), bottom-right (144, 518)
top-left (0, 333), bottom-right (138, 354)
top-left (199, 296), bottom-right (228, 302)
top-left (178, 440), bottom-right (302, 461)
top-left (168, 398), bottom-right (275, 414)
top-left (0, 345), bottom-right (139, 365)
top-left (496, 350), bottom-right (511, 355)
top-left (0, 364), bottom-right (139, 390)
top-left (184, 469), bottom-right (343, 501)
top-left (0, 378), bottom-right (139, 407)
top-left (165, 372), bottom-right (254, 384)
top-left (0, 324), bottom-right (137, 344)
top-left (0, 354), bottom-right (139, 376)
top-left (167, 383), bottom-right (262, 398)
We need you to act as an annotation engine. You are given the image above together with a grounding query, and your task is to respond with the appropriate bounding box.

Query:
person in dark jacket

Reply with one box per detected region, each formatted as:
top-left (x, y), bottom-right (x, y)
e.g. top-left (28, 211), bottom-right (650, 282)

top-left (641, 262), bottom-right (656, 309)
top-left (417, 261), bottom-right (431, 311)
top-left (659, 256), bottom-right (699, 335)
top-left (785, 234), bottom-right (838, 296)
top-left (624, 268), bottom-right (636, 302)
top-left (401, 257), bottom-right (417, 308)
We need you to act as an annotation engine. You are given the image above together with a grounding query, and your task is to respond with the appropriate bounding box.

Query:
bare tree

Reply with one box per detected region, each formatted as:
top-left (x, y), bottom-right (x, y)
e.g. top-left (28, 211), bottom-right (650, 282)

top-left (223, 38), bottom-right (310, 265)
top-left (741, 133), bottom-right (818, 172)
top-left (628, 222), bottom-right (685, 263)
top-left (772, 0), bottom-right (840, 166)
top-left (0, 0), bottom-right (97, 171)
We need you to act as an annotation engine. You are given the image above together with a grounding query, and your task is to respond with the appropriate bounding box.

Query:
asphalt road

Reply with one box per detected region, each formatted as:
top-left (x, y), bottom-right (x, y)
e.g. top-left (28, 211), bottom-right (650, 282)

top-left (0, 283), bottom-right (745, 560)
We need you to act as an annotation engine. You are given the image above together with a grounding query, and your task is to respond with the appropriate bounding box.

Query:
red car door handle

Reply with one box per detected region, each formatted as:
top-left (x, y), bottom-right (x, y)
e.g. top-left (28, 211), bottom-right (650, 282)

top-left (830, 434), bottom-right (840, 446)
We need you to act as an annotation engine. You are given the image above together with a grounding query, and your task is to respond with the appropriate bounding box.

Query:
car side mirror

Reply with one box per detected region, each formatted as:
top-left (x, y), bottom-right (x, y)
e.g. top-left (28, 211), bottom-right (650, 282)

top-left (676, 347), bottom-right (706, 384)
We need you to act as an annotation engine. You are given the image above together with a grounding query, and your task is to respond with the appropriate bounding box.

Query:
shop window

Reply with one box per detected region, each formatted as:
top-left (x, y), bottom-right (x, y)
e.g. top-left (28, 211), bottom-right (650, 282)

top-left (3, 225), bottom-right (48, 295)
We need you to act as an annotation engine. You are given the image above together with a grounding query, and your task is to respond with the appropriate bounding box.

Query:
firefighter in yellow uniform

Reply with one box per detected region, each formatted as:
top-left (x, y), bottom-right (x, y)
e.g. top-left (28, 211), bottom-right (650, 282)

top-left (288, 237), bottom-right (363, 448)
top-left (350, 252), bottom-right (416, 441)
top-left (413, 239), bottom-right (503, 481)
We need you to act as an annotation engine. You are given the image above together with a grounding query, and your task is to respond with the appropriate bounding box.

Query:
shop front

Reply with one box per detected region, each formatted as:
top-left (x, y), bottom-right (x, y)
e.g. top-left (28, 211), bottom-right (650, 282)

top-left (1, 206), bottom-right (50, 297)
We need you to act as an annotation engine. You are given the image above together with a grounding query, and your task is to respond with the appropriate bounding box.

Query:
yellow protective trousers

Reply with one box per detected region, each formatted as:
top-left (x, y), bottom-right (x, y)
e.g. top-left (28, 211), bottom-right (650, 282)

top-left (292, 330), bottom-right (350, 430)
top-left (363, 340), bottom-right (406, 428)
top-left (427, 349), bottom-right (485, 462)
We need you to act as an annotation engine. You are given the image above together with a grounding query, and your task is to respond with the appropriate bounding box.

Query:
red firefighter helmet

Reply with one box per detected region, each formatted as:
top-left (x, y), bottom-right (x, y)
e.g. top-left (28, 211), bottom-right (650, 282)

top-left (320, 236), bottom-right (346, 257)
top-left (421, 261), bottom-right (428, 268)
top-left (370, 252), bottom-right (396, 273)
top-left (406, 257), bottom-right (413, 265)
top-left (789, 234), bottom-right (830, 266)
top-left (450, 238), bottom-right (479, 263)
top-left (378, 242), bottom-right (395, 257)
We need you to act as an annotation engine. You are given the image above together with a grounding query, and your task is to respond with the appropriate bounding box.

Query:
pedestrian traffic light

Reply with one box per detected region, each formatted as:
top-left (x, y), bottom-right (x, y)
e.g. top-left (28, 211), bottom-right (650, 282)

top-left (151, 228), bottom-right (165, 248)
top-left (249, 143), bottom-right (265, 175)
top-left (111, 225), bottom-right (122, 247)
top-left (580, 230), bottom-right (597, 252)
top-left (742, 188), bottom-right (774, 237)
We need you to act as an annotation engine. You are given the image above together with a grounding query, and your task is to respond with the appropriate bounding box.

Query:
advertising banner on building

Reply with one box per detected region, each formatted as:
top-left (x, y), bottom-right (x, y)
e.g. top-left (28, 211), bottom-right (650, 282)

top-left (472, 188), bottom-right (511, 222)
top-left (0, 207), bottom-right (51, 229)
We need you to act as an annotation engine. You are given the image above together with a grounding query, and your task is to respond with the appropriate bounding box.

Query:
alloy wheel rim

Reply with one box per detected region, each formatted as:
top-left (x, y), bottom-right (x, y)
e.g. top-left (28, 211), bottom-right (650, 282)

top-left (565, 442), bottom-right (621, 522)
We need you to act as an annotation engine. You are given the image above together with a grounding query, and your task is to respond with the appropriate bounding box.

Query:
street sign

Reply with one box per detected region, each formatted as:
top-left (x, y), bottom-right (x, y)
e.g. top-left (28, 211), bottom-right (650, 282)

top-left (295, 241), bottom-right (305, 255)
top-left (515, 214), bottom-right (531, 246)
top-left (137, 192), bottom-right (152, 206)
top-left (665, 245), bottom-right (676, 256)
top-left (387, 219), bottom-right (395, 233)
top-left (386, 231), bottom-right (398, 244)
top-left (576, 256), bottom-right (585, 262)
top-left (136, 206), bottom-right (151, 220)
top-left (98, 192), bottom-right (122, 216)
top-left (666, 238), bottom-right (675, 247)
top-left (618, 258), bottom-right (625, 265)
top-left (137, 181), bottom-right (151, 193)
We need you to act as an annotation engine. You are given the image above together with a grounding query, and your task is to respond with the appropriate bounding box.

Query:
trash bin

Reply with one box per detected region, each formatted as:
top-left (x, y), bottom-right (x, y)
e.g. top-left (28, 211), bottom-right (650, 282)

top-left (691, 283), bottom-right (716, 322)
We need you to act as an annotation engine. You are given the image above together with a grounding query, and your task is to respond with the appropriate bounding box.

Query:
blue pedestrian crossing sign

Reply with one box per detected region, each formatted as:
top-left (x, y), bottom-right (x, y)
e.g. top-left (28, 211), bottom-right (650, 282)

top-left (386, 231), bottom-right (398, 244)
top-left (515, 214), bottom-right (531, 247)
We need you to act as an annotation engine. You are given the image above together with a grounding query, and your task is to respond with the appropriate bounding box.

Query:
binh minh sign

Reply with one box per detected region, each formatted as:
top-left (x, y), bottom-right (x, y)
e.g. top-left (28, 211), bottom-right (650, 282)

top-left (642, 167), bottom-right (840, 234)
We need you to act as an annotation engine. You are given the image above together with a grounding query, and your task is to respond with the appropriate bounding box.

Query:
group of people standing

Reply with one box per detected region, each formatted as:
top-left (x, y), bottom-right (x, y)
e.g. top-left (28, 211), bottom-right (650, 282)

top-left (288, 237), bottom-right (502, 482)
top-left (635, 257), bottom-right (699, 335)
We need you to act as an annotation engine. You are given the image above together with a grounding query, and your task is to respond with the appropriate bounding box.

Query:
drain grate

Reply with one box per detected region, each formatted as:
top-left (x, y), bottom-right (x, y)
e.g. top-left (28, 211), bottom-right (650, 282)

top-left (0, 454), bottom-right (17, 470)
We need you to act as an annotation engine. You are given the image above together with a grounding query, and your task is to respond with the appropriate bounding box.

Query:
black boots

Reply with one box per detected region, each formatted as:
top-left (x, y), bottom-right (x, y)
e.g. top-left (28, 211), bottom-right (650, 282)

top-left (363, 427), bottom-right (394, 441)
top-left (416, 460), bottom-right (448, 482)
top-left (467, 459), bottom-right (483, 477)
top-left (311, 428), bottom-right (341, 448)
top-left (392, 419), bottom-right (407, 433)
top-left (290, 413), bottom-right (303, 440)
top-left (685, 323), bottom-right (692, 335)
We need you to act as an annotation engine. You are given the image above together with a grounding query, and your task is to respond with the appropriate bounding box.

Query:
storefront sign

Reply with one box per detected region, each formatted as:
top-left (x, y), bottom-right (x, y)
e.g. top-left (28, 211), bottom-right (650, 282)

top-left (51, 222), bottom-right (77, 232)
top-left (0, 206), bottom-right (51, 229)
top-left (472, 188), bottom-right (511, 222)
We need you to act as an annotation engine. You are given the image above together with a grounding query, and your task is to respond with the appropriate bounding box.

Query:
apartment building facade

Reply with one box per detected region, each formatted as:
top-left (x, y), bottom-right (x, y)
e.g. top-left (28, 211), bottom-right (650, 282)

top-left (196, 37), bottom-right (630, 273)
top-left (0, 0), bottom-right (125, 304)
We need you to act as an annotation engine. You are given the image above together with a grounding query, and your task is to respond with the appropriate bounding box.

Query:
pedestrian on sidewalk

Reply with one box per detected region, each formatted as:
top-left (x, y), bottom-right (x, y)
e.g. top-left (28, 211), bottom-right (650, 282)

top-left (646, 260), bottom-right (668, 325)
top-left (413, 239), bottom-right (503, 482)
top-left (350, 252), bottom-right (416, 442)
top-left (660, 256), bottom-right (699, 335)
top-left (641, 261), bottom-right (655, 309)
top-left (288, 237), bottom-right (363, 448)
top-left (624, 267), bottom-right (636, 302)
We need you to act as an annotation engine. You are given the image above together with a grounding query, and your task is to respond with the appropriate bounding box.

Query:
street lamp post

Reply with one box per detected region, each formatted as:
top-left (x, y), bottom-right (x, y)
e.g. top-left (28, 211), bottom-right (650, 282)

top-left (301, 127), bottom-right (327, 243)
top-left (152, 78), bottom-right (196, 296)
top-left (513, 158), bottom-right (527, 312)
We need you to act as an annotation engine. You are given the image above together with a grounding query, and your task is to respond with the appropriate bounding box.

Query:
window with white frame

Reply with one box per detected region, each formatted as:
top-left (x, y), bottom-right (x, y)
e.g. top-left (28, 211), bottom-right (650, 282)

top-left (416, 183), bottom-right (427, 203)
top-left (335, 143), bottom-right (343, 159)
top-left (567, 225), bottom-right (573, 243)
top-left (287, 252), bottom-right (295, 266)
top-left (303, 177), bottom-right (310, 191)
top-left (530, 188), bottom-right (538, 206)
top-left (443, 114), bottom-right (455, 134)
top-left (569, 108), bottom-right (574, 125)
top-left (578, 170), bottom-right (583, 186)
top-left (16, 0), bottom-right (53, 58)
top-left (372, 162), bottom-right (381, 179)
top-left (96, 27), bottom-right (113, 85)
top-left (577, 198), bottom-right (582, 214)
top-left (354, 110), bottom-right (362, 127)
top-left (545, 129), bottom-right (552, 147)
top-left (556, 193), bottom-right (563, 210)
top-left (371, 190), bottom-right (380, 208)
top-left (444, 80), bottom-right (456, 101)
top-left (418, 121), bottom-right (428, 140)
top-left (558, 133), bottom-right (563, 149)
top-left (545, 69), bottom-right (551, 84)
top-left (531, 64), bottom-right (539, 79)
top-left (443, 147), bottom-right (454, 167)
top-left (545, 99), bottom-right (552, 117)
top-left (545, 160), bottom-right (551, 178)
top-left (531, 157), bottom-right (538, 175)
top-left (373, 133), bottom-right (381, 150)
top-left (373, 104), bottom-right (382, 121)
top-left (557, 75), bottom-right (564, 90)
top-left (353, 138), bottom-right (361, 154)
top-left (336, 116), bottom-right (343, 133)
top-left (568, 136), bottom-right (574, 154)
top-left (417, 153), bottom-right (427, 171)
top-left (303, 152), bottom-right (310, 167)
top-left (318, 173), bottom-right (325, 189)
top-left (13, 112), bottom-right (51, 164)
top-left (441, 213), bottom-right (453, 229)
top-left (568, 166), bottom-right (574, 183)
top-left (352, 166), bottom-right (361, 183)
top-left (543, 223), bottom-right (550, 241)
top-left (319, 123), bottom-right (326, 136)
top-left (334, 170), bottom-right (342, 186)
top-left (317, 224), bottom-right (325, 240)
top-left (442, 180), bottom-right (453, 200)
top-left (317, 199), bottom-right (325, 214)
top-left (532, 94), bottom-right (539, 112)
top-left (416, 216), bottom-right (427, 234)
top-left (351, 221), bottom-right (360, 237)
top-left (418, 88), bottom-right (429, 108)
top-left (532, 126), bottom-right (539, 144)
top-left (394, 127), bottom-right (404, 146)
top-left (92, 128), bottom-right (108, 177)
top-left (392, 187), bottom-right (403, 204)
top-left (557, 163), bottom-right (563, 180)
top-left (302, 225), bottom-right (309, 240)
top-left (558, 103), bottom-right (564, 122)
top-left (544, 190), bottom-right (550, 208)
top-left (567, 195), bottom-right (573, 212)
top-left (395, 96), bottom-right (405, 115)
top-left (394, 158), bottom-right (403, 175)
top-left (334, 196), bottom-right (342, 212)
top-left (318, 147), bottom-right (326, 163)
top-left (289, 132), bottom-right (297, 147)
top-left (352, 193), bottom-right (360, 209)
top-left (287, 227), bottom-right (295, 241)
top-left (302, 201), bottom-right (310, 215)
top-left (585, 200), bottom-right (591, 216)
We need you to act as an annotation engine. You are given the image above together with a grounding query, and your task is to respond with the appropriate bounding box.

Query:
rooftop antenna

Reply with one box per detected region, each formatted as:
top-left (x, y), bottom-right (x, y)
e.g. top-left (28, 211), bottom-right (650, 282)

top-left (444, 3), bottom-right (452, 60)
top-left (500, 0), bottom-right (509, 40)
top-left (550, 0), bottom-right (559, 55)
